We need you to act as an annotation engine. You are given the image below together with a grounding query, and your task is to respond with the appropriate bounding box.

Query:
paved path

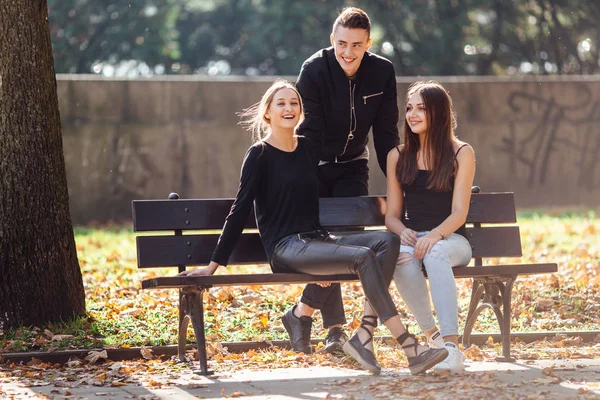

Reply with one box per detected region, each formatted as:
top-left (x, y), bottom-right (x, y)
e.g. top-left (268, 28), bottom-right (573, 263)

top-left (2, 359), bottom-right (599, 399)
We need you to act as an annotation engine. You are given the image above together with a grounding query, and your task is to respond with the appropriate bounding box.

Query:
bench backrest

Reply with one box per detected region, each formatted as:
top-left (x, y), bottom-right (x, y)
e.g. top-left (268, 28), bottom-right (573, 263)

top-left (132, 192), bottom-right (521, 270)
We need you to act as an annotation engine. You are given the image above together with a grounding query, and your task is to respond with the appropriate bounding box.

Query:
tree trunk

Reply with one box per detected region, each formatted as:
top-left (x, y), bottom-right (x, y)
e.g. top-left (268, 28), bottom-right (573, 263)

top-left (0, 1), bottom-right (85, 329)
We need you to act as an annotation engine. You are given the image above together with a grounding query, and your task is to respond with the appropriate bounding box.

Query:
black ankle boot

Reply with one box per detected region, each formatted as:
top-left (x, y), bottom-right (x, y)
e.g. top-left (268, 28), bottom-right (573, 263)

top-left (397, 332), bottom-right (448, 375)
top-left (325, 326), bottom-right (348, 354)
top-left (282, 305), bottom-right (313, 354)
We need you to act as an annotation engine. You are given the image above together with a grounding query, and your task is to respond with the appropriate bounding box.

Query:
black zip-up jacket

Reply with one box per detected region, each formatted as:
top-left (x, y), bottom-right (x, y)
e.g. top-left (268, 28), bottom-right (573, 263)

top-left (296, 47), bottom-right (399, 175)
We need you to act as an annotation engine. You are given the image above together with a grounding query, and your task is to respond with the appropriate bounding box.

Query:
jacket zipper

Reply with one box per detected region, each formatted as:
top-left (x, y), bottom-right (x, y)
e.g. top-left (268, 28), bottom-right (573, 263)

top-left (363, 91), bottom-right (383, 104)
top-left (336, 80), bottom-right (356, 161)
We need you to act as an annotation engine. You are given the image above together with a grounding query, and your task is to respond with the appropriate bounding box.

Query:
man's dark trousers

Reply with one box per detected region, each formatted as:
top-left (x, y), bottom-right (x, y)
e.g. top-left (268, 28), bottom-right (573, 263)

top-left (300, 159), bottom-right (369, 327)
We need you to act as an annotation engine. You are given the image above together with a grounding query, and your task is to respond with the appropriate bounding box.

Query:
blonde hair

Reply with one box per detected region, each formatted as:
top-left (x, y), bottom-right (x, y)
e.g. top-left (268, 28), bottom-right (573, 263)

top-left (239, 79), bottom-right (305, 142)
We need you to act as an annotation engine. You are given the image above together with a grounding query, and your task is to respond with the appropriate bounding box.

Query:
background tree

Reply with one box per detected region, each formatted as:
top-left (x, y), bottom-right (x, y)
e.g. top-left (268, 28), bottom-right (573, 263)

top-left (176, 0), bottom-right (339, 75)
top-left (47, 0), bottom-right (600, 75)
top-left (48, 0), bottom-right (180, 74)
top-left (0, 1), bottom-right (86, 329)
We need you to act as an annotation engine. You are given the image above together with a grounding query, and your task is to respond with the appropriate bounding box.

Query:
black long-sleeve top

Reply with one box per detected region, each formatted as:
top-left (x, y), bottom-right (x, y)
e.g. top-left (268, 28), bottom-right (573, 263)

top-left (211, 136), bottom-right (323, 266)
top-left (296, 47), bottom-right (399, 175)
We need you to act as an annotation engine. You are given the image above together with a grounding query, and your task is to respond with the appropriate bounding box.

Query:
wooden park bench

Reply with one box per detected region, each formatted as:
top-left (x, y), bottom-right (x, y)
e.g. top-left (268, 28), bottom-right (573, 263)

top-left (132, 187), bottom-right (558, 375)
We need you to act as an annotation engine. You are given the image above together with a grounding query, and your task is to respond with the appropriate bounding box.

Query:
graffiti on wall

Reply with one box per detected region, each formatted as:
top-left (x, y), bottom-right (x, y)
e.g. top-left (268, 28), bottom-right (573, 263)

top-left (499, 86), bottom-right (600, 188)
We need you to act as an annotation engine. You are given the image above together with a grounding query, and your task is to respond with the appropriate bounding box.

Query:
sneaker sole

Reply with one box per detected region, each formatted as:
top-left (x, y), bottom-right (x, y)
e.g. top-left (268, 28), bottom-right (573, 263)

top-left (325, 341), bottom-right (344, 354)
top-left (281, 315), bottom-right (312, 354)
top-left (409, 348), bottom-right (449, 375)
top-left (433, 365), bottom-right (466, 374)
top-left (433, 359), bottom-right (466, 374)
top-left (342, 341), bottom-right (381, 375)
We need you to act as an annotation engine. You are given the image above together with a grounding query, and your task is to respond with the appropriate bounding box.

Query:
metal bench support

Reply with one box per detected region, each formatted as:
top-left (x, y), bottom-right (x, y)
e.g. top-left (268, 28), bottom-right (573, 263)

top-left (462, 276), bottom-right (516, 362)
top-left (180, 286), bottom-right (213, 375)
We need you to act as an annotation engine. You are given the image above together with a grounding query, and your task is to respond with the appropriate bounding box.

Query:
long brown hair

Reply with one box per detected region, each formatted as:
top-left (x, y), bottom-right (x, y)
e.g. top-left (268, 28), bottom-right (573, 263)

top-left (396, 81), bottom-right (457, 191)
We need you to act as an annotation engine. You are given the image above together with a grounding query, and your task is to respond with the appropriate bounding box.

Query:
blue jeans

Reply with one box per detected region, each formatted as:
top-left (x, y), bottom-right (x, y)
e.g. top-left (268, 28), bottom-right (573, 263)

top-left (393, 232), bottom-right (472, 337)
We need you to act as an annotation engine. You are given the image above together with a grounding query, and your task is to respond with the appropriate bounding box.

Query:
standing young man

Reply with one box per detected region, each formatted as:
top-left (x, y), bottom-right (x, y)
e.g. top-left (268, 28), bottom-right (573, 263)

top-left (282, 7), bottom-right (400, 354)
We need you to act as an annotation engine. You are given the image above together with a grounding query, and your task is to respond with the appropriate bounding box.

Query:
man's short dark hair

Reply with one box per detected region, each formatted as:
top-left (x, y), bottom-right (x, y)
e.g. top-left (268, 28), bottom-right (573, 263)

top-left (332, 7), bottom-right (371, 36)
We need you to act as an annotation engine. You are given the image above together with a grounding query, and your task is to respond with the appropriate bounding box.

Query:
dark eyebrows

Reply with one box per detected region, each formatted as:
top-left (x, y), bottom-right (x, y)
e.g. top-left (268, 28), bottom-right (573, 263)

top-left (338, 40), bottom-right (364, 45)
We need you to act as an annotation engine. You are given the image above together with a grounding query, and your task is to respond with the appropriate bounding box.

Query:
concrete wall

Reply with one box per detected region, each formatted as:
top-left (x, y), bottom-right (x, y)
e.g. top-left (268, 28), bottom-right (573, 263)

top-left (57, 75), bottom-right (600, 224)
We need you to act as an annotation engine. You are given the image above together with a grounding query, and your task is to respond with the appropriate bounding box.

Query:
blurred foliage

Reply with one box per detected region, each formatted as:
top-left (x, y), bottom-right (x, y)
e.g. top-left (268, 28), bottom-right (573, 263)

top-left (48, 0), bottom-right (180, 75)
top-left (48, 0), bottom-right (600, 76)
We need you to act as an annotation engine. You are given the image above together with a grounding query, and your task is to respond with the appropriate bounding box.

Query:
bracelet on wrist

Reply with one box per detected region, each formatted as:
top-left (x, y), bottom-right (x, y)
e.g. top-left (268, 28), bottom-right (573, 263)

top-left (433, 228), bottom-right (445, 240)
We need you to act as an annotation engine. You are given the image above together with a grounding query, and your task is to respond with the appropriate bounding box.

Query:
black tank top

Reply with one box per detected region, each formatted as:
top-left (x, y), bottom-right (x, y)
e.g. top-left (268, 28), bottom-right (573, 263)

top-left (400, 145), bottom-right (468, 238)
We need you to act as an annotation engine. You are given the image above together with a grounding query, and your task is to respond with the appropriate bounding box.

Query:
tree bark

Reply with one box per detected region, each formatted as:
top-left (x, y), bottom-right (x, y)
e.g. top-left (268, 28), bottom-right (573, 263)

top-left (0, 1), bottom-right (85, 329)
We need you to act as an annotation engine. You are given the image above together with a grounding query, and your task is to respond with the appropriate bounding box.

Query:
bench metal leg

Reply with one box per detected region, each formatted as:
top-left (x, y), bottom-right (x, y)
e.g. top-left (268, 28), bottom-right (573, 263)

top-left (463, 280), bottom-right (485, 337)
top-left (181, 287), bottom-right (213, 375)
top-left (496, 277), bottom-right (516, 362)
top-left (462, 277), bottom-right (516, 362)
top-left (178, 290), bottom-right (190, 362)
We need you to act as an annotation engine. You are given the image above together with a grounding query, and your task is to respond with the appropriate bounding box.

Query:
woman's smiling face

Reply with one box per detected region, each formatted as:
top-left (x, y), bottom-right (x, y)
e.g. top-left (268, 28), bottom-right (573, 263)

top-left (265, 88), bottom-right (302, 130)
top-left (405, 93), bottom-right (428, 135)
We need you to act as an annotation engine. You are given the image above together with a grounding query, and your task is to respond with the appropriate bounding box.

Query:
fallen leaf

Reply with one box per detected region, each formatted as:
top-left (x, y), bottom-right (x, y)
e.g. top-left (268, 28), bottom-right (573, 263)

top-left (532, 377), bottom-right (560, 385)
top-left (52, 334), bottom-right (74, 341)
top-left (27, 357), bottom-right (42, 366)
top-left (259, 313), bottom-right (269, 328)
top-left (85, 350), bottom-right (108, 365)
top-left (536, 299), bottom-right (554, 311)
top-left (66, 359), bottom-right (82, 368)
top-left (109, 362), bottom-right (123, 371)
top-left (188, 383), bottom-right (208, 389)
top-left (140, 345), bottom-right (153, 360)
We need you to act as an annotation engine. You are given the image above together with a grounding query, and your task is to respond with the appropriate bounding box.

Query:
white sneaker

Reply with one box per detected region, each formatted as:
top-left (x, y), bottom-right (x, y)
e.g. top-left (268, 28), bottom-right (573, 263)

top-left (433, 342), bottom-right (466, 373)
top-left (427, 330), bottom-right (444, 348)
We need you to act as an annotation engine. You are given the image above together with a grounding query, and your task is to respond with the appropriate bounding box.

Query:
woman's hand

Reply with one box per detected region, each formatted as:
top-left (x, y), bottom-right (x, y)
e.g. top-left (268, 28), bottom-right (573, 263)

top-left (413, 232), bottom-right (441, 259)
top-left (400, 228), bottom-right (418, 246)
top-left (178, 261), bottom-right (220, 276)
top-left (316, 282), bottom-right (332, 287)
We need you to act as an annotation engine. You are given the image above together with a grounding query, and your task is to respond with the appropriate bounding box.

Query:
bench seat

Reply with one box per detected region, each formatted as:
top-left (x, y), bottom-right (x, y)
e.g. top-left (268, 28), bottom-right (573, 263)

top-left (141, 263), bottom-right (557, 289)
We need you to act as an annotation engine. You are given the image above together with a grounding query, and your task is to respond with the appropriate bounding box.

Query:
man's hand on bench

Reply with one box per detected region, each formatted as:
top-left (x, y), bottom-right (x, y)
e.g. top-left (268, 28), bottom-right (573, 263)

top-left (178, 261), bottom-right (220, 276)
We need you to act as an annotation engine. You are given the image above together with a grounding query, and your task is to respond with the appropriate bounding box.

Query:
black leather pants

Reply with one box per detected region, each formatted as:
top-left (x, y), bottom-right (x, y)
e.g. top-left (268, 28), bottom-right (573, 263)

top-left (271, 230), bottom-right (401, 323)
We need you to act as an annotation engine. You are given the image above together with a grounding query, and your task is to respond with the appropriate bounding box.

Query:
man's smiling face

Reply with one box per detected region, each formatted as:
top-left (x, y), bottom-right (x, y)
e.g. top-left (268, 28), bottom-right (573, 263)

top-left (330, 26), bottom-right (372, 77)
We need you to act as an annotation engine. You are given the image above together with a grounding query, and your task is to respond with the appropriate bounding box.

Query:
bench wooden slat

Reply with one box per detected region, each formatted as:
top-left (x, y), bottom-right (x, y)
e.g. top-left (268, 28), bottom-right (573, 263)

top-left (132, 199), bottom-right (256, 232)
top-left (136, 234), bottom-right (266, 268)
top-left (467, 193), bottom-right (516, 223)
top-left (467, 226), bottom-right (522, 258)
top-left (141, 263), bottom-right (557, 289)
top-left (136, 226), bottom-right (523, 268)
top-left (132, 193), bottom-right (516, 232)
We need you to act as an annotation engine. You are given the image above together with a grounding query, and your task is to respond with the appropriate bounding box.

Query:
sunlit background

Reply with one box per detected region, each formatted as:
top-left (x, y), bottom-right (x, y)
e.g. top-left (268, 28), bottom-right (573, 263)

top-left (49, 0), bottom-right (600, 78)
